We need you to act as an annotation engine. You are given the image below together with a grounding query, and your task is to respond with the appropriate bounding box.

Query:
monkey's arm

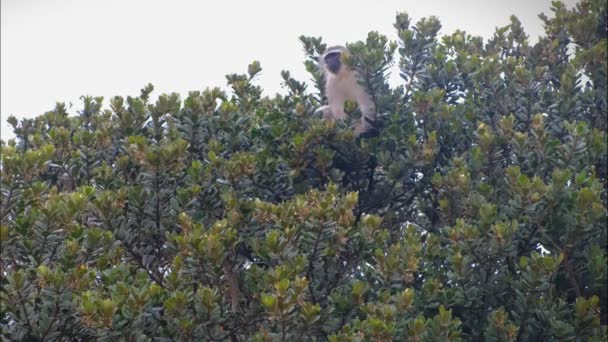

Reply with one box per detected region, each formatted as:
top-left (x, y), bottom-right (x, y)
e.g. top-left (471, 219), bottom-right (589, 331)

top-left (356, 86), bottom-right (376, 120)
top-left (353, 93), bottom-right (377, 135)
top-left (315, 105), bottom-right (334, 120)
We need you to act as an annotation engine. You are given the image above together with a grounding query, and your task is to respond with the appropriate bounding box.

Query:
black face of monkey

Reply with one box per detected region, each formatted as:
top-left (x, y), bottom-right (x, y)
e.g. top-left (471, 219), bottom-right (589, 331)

top-left (324, 52), bottom-right (342, 74)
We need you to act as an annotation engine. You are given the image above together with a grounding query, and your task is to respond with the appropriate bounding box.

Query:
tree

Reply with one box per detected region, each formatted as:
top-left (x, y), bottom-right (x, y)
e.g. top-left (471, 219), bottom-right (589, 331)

top-left (1, 1), bottom-right (606, 340)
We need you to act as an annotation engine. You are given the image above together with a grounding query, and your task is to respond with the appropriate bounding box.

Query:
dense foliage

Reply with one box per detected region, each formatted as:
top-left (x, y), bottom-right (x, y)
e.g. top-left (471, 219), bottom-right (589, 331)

top-left (1, 1), bottom-right (607, 341)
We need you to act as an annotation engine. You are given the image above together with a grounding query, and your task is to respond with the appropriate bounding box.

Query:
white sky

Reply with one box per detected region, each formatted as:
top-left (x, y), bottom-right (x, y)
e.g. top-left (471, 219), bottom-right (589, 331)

top-left (1, 0), bottom-right (578, 141)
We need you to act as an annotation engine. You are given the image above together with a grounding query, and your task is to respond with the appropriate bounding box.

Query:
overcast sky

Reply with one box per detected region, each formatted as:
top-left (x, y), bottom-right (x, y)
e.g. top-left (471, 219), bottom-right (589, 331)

top-left (1, 0), bottom-right (579, 141)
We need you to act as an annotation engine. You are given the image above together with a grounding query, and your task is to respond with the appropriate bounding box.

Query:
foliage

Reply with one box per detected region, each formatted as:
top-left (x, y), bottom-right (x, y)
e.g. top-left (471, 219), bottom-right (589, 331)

top-left (1, 1), bottom-right (607, 340)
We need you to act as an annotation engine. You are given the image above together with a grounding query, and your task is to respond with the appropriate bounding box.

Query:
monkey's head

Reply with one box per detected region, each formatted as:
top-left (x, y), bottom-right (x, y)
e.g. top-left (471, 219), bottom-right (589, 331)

top-left (321, 45), bottom-right (347, 75)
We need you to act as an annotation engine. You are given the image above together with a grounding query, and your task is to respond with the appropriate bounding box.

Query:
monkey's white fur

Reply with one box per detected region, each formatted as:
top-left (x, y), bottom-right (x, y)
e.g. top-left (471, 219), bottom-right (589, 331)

top-left (317, 46), bottom-right (376, 135)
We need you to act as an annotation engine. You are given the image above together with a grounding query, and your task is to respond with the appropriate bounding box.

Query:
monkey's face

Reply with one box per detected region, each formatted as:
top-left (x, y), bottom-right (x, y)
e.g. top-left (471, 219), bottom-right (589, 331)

top-left (324, 51), bottom-right (342, 75)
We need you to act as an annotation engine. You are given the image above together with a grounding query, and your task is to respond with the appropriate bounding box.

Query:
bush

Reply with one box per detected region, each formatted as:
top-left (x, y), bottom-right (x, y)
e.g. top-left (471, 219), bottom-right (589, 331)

top-left (1, 1), bottom-right (606, 340)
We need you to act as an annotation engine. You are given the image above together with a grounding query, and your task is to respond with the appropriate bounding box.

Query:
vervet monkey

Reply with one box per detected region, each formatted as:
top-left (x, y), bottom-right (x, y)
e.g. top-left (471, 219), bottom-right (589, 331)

top-left (59, 172), bottom-right (75, 192)
top-left (317, 46), bottom-right (376, 135)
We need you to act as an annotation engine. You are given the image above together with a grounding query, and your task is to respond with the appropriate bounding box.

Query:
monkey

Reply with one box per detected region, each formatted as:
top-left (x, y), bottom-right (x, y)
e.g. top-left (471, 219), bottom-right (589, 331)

top-left (58, 172), bottom-right (75, 192)
top-left (317, 46), bottom-right (380, 215)
top-left (223, 258), bottom-right (240, 314)
top-left (317, 45), bottom-right (376, 136)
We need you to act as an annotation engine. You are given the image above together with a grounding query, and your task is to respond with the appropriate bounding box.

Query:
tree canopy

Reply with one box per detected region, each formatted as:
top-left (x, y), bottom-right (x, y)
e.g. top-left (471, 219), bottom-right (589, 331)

top-left (1, 1), bottom-right (607, 341)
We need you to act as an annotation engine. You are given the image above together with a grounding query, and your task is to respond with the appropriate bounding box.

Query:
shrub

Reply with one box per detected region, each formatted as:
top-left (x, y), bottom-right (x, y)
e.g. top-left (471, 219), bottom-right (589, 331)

top-left (1, 1), bottom-right (606, 340)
